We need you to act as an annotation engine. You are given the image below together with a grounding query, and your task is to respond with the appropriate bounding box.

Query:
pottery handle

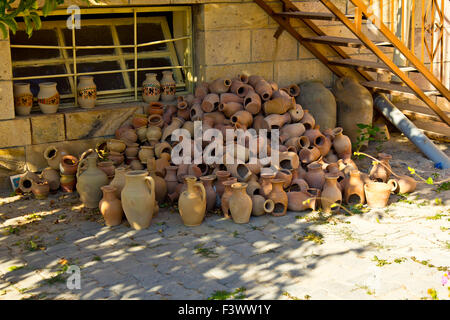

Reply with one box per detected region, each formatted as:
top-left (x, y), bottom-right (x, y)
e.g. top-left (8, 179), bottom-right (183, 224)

top-left (76, 148), bottom-right (94, 179)
top-left (387, 179), bottom-right (398, 193)
top-left (195, 182), bottom-right (206, 204)
top-left (145, 176), bottom-right (156, 200)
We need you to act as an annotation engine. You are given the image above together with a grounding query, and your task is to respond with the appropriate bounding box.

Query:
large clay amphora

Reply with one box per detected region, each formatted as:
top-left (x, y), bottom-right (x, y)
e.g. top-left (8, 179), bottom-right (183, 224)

top-left (76, 153), bottom-right (109, 208)
top-left (178, 176), bottom-right (206, 226)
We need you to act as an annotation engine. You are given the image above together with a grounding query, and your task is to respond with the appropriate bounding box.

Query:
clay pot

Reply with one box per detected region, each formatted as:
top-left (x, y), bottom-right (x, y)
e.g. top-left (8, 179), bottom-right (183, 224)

top-left (119, 128), bottom-right (138, 145)
top-left (251, 195), bottom-right (274, 216)
top-left (260, 172), bottom-right (275, 197)
top-left (138, 146), bottom-right (155, 164)
top-left (201, 93), bottom-right (220, 112)
top-left (109, 167), bottom-right (128, 199)
top-left (165, 166), bottom-right (179, 196)
top-left (31, 179), bottom-right (50, 199)
top-left (147, 158), bottom-right (167, 204)
top-left (255, 79), bottom-right (273, 101)
top-left (148, 114), bottom-right (164, 128)
top-left (305, 162), bottom-right (325, 190)
top-left (299, 146), bottom-right (321, 164)
top-left (230, 110), bottom-right (253, 130)
top-left (324, 151), bottom-right (339, 163)
top-left (60, 155), bottom-right (79, 176)
top-left (290, 178), bottom-right (309, 192)
top-left (214, 170), bottom-right (231, 197)
top-left (44, 146), bottom-right (68, 170)
top-left (219, 102), bottom-right (243, 118)
top-left (162, 117), bottom-right (185, 142)
top-left (147, 101), bottom-right (164, 116)
top-left (145, 126), bottom-right (162, 144)
top-left (13, 83), bottom-right (33, 116)
top-left (332, 127), bottom-right (352, 158)
top-left (190, 103), bottom-right (204, 121)
top-left (280, 123), bottom-right (306, 143)
top-left (321, 175), bottom-right (342, 213)
top-left (200, 175), bottom-right (217, 211)
top-left (344, 170), bottom-right (365, 204)
top-left (76, 154), bottom-right (109, 208)
top-left (300, 110), bottom-right (315, 130)
top-left (195, 82), bottom-right (209, 99)
top-left (391, 175), bottom-right (417, 194)
top-left (121, 170), bottom-right (156, 230)
top-left (160, 71), bottom-right (176, 102)
top-left (289, 104), bottom-right (304, 123)
top-left (142, 73), bottom-right (161, 103)
top-left (369, 153), bottom-right (392, 183)
top-left (97, 161), bottom-right (115, 179)
top-left (37, 82), bottom-right (59, 114)
top-left (221, 180), bottom-right (236, 218)
top-left (227, 163), bottom-right (252, 182)
top-left (77, 76), bottom-right (97, 109)
top-left (125, 143), bottom-right (139, 158)
top-left (326, 163), bottom-right (345, 191)
top-left (230, 80), bottom-right (251, 97)
top-left (263, 113), bottom-right (291, 129)
top-left (99, 185), bottom-right (124, 226)
top-left (177, 101), bottom-right (190, 120)
top-left (107, 139), bottom-right (126, 153)
top-left (156, 153), bottom-right (171, 178)
top-left (178, 176), bottom-right (207, 226)
top-left (246, 175), bottom-right (261, 196)
top-left (220, 93), bottom-right (243, 105)
top-left (229, 183), bottom-right (252, 224)
top-left (268, 179), bottom-right (288, 216)
top-left (155, 142), bottom-right (172, 158)
top-left (287, 189), bottom-right (318, 211)
top-left (276, 169), bottom-right (292, 189)
top-left (364, 180), bottom-right (398, 208)
top-left (162, 104), bottom-right (177, 125)
top-left (279, 151), bottom-right (300, 171)
top-left (263, 96), bottom-right (295, 114)
top-left (136, 126), bottom-right (147, 143)
top-left (41, 167), bottom-right (60, 191)
top-left (130, 159), bottom-right (144, 170)
top-left (248, 75), bottom-right (264, 87)
top-left (209, 78), bottom-right (232, 94)
top-left (243, 91), bottom-right (262, 115)
top-left (297, 81), bottom-right (336, 129)
top-left (60, 174), bottom-right (76, 193)
top-left (286, 84), bottom-right (300, 97)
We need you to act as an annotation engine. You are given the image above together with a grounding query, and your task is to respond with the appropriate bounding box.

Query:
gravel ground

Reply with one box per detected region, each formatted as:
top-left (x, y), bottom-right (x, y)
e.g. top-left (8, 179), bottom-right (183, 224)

top-left (0, 132), bottom-right (448, 300)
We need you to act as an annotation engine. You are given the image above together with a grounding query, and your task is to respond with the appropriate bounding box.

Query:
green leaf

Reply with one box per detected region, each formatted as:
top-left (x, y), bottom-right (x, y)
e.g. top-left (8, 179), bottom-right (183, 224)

top-left (29, 12), bottom-right (42, 31)
top-left (2, 17), bottom-right (17, 34)
top-left (356, 123), bottom-right (369, 129)
top-left (426, 177), bottom-right (434, 185)
top-left (23, 15), bottom-right (33, 37)
top-left (0, 22), bottom-right (7, 39)
top-left (42, 0), bottom-right (56, 17)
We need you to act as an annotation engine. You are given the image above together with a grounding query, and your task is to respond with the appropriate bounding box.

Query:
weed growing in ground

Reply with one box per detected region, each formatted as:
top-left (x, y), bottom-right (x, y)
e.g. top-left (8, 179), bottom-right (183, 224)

top-left (297, 230), bottom-right (324, 245)
top-left (194, 244), bottom-right (219, 258)
top-left (208, 287), bottom-right (246, 300)
top-left (282, 292), bottom-right (311, 300)
top-left (372, 256), bottom-right (391, 267)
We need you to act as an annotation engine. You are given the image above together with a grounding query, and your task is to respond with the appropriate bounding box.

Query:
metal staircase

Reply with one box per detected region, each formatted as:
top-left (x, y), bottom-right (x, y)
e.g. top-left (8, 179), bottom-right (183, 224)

top-left (253, 0), bottom-right (450, 142)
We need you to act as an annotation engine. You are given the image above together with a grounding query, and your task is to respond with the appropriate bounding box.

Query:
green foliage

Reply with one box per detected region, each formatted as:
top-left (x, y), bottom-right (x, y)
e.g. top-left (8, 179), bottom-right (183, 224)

top-left (372, 255), bottom-right (391, 267)
top-left (208, 287), bottom-right (246, 300)
top-left (353, 123), bottom-right (386, 157)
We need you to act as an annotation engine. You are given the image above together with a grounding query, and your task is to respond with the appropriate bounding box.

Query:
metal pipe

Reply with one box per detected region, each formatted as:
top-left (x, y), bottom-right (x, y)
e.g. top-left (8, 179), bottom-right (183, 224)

top-left (373, 93), bottom-right (450, 169)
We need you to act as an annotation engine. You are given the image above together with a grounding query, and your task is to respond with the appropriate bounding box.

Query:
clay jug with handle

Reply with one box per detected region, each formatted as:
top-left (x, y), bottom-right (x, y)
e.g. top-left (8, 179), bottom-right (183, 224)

top-left (178, 176), bottom-right (207, 226)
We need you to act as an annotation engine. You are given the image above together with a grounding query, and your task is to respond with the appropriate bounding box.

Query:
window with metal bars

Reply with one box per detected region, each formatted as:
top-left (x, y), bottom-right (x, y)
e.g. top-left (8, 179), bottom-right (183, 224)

top-left (10, 6), bottom-right (193, 110)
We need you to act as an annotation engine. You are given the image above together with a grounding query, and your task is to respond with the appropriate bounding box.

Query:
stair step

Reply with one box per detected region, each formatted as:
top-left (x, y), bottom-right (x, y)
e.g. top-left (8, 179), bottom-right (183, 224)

top-left (412, 119), bottom-right (450, 142)
top-left (329, 58), bottom-right (418, 73)
top-left (396, 102), bottom-right (450, 122)
top-left (275, 11), bottom-right (366, 21)
top-left (302, 36), bottom-right (393, 48)
top-left (360, 81), bottom-right (440, 98)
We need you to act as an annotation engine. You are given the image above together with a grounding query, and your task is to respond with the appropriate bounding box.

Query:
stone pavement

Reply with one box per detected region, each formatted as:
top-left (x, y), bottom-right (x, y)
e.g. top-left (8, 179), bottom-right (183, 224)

top-left (0, 185), bottom-right (448, 300)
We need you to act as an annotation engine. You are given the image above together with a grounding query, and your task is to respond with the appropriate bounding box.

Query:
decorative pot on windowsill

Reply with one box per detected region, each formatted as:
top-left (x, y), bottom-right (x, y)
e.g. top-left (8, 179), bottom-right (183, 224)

top-left (160, 70), bottom-right (176, 102)
top-left (37, 82), bottom-right (60, 114)
top-left (77, 76), bottom-right (97, 109)
top-left (13, 83), bottom-right (33, 116)
top-left (142, 73), bottom-right (161, 103)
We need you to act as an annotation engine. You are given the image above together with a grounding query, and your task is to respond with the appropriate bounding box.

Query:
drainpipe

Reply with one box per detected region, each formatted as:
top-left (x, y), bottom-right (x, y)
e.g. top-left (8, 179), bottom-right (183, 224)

top-left (373, 93), bottom-right (450, 169)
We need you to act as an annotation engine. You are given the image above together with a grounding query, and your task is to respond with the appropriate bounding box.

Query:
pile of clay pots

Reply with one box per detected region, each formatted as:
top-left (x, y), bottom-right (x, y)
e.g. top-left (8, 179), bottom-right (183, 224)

top-left (17, 74), bottom-right (417, 230)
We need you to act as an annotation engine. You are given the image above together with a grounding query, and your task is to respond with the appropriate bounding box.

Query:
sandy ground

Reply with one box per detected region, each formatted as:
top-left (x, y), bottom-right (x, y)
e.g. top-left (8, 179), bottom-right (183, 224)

top-left (0, 132), bottom-right (448, 300)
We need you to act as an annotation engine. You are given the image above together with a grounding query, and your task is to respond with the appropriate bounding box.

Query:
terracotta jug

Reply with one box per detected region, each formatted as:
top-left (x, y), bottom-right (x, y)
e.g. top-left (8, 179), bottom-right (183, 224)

top-left (147, 158), bottom-right (167, 204)
top-left (60, 155), bottom-right (79, 176)
top-left (229, 183), bottom-right (252, 224)
top-left (230, 80), bottom-right (251, 97)
top-left (289, 104), bottom-right (305, 123)
top-left (156, 153), bottom-right (171, 177)
top-left (155, 142), bottom-right (172, 158)
top-left (160, 71), bottom-right (176, 102)
top-left (209, 78), bottom-right (232, 94)
top-left (195, 82), bottom-right (209, 99)
top-left (326, 162), bottom-right (345, 191)
top-left (255, 79), bottom-right (273, 101)
top-left (280, 123), bottom-right (306, 143)
top-left (200, 175), bottom-right (216, 211)
top-left (299, 146), bottom-right (321, 164)
top-left (391, 175), bottom-right (417, 194)
top-left (108, 151), bottom-right (124, 166)
top-left (190, 103), bottom-right (204, 121)
top-left (290, 178), bottom-right (309, 192)
top-left (305, 162), bottom-right (325, 190)
top-left (364, 180), bottom-right (397, 208)
top-left (220, 92), bottom-right (244, 104)
top-left (251, 195), bottom-right (275, 216)
top-left (287, 189), bottom-right (318, 211)
top-left (77, 76), bottom-right (97, 109)
top-left (263, 113), bottom-right (291, 129)
top-left (260, 172), bottom-right (275, 197)
top-left (214, 170), bottom-right (231, 197)
top-left (121, 170), bottom-right (155, 230)
top-left (162, 117), bottom-right (185, 142)
top-left (42, 167), bottom-right (60, 191)
top-left (221, 179), bottom-right (236, 218)
top-left (109, 167), bottom-right (128, 199)
top-left (244, 91), bottom-right (262, 115)
top-left (344, 170), bottom-right (365, 204)
top-left (146, 126), bottom-right (162, 144)
top-left (138, 146), bottom-right (155, 164)
top-left (246, 174), bottom-right (261, 196)
top-left (148, 114), bottom-right (164, 128)
top-left (125, 143), bottom-right (139, 158)
top-left (268, 179), bottom-right (288, 216)
top-left (37, 82), bottom-right (59, 114)
top-left (178, 176), bottom-right (207, 226)
top-left (279, 151), bottom-right (300, 171)
top-left (276, 169), bottom-right (292, 189)
top-left (142, 73), bottom-right (161, 103)
top-left (332, 127), bottom-right (352, 158)
top-left (13, 82), bottom-right (33, 116)
top-left (44, 146), bottom-right (68, 170)
top-left (300, 109), bottom-right (315, 130)
top-left (99, 185), bottom-right (124, 226)
top-left (321, 175), bottom-right (342, 213)
top-left (231, 110), bottom-right (253, 130)
top-left (219, 102), bottom-right (243, 118)
top-left (369, 153), bottom-right (392, 182)
top-left (201, 93), bottom-right (220, 112)
top-left (76, 154), bottom-right (109, 208)
top-left (165, 166), bottom-right (179, 195)
top-left (147, 101), bottom-right (164, 116)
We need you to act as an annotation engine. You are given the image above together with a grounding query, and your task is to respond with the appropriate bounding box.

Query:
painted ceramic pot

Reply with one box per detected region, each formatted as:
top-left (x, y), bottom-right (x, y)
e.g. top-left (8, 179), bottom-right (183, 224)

top-left (31, 179), bottom-right (50, 199)
top-left (109, 167), bottom-right (128, 199)
top-left (77, 76), bottom-right (97, 109)
top-left (160, 71), bottom-right (176, 102)
top-left (229, 182), bottom-right (252, 224)
top-left (99, 185), bottom-right (123, 226)
top-left (13, 83), bottom-right (33, 116)
top-left (60, 174), bottom-right (76, 193)
top-left (364, 180), bottom-right (398, 208)
top-left (60, 155), bottom-right (79, 176)
top-left (178, 176), bottom-right (207, 226)
top-left (268, 178), bottom-right (288, 216)
top-left (142, 73), bottom-right (161, 103)
top-left (76, 154), bottom-right (109, 208)
top-left (121, 170), bottom-right (156, 230)
top-left (37, 82), bottom-right (59, 114)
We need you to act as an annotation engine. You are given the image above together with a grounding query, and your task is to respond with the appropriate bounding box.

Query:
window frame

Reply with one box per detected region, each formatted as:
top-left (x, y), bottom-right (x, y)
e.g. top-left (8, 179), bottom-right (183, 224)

top-left (11, 6), bottom-right (194, 107)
